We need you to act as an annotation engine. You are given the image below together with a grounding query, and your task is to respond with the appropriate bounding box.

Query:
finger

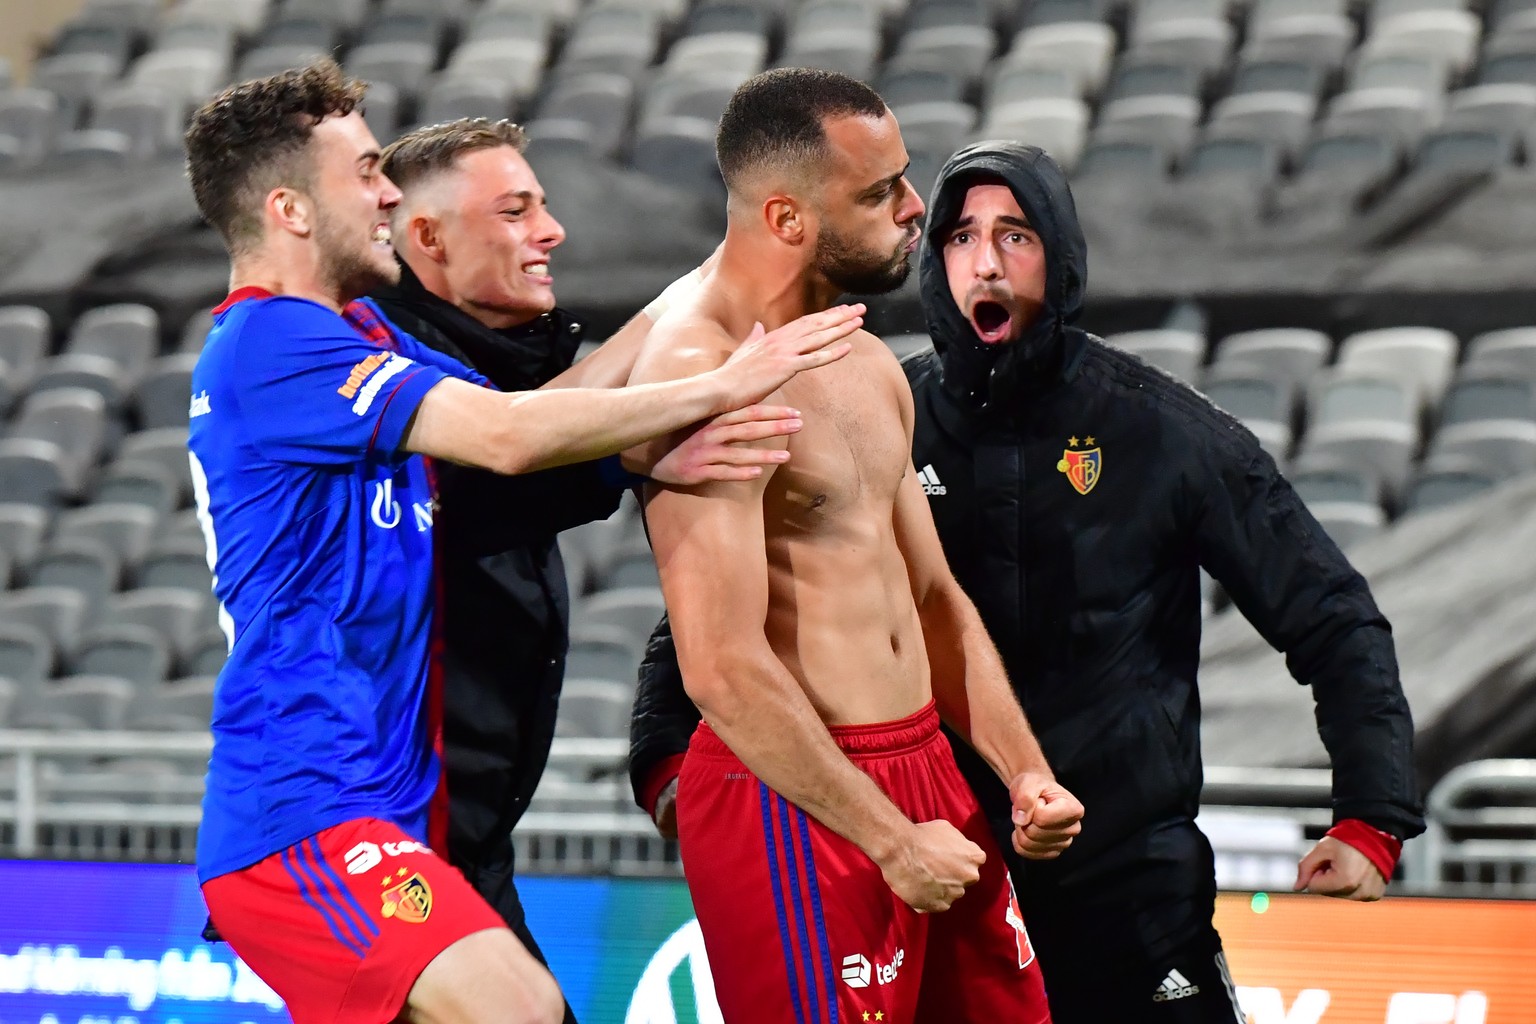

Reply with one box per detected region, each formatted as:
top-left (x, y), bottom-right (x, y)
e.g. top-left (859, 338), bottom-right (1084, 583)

top-left (707, 419), bottom-right (803, 444)
top-left (793, 341), bottom-right (855, 369)
top-left (710, 404), bottom-right (801, 425)
top-left (781, 315), bottom-right (864, 353)
top-left (745, 321), bottom-right (765, 343)
top-left (694, 466), bottom-right (766, 483)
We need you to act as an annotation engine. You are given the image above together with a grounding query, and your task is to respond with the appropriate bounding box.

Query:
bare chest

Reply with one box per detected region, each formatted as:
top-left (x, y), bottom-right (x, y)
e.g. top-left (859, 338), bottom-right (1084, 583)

top-left (769, 354), bottom-right (907, 520)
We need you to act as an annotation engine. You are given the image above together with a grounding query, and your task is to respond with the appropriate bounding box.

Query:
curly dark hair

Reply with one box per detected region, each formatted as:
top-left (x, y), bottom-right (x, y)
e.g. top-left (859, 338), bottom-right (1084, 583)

top-left (185, 58), bottom-right (368, 253)
top-left (381, 118), bottom-right (528, 192)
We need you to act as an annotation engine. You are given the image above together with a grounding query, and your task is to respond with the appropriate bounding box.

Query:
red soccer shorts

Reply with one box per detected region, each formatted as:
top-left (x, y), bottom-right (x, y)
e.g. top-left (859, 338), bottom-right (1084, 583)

top-left (201, 817), bottom-right (507, 1024)
top-left (676, 702), bottom-right (1051, 1024)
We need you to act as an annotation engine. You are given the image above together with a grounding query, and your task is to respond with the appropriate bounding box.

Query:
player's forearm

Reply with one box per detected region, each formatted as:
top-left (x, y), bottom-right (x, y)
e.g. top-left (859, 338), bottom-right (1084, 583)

top-left (494, 374), bottom-right (728, 474)
top-left (922, 585), bottom-right (1052, 784)
top-left (686, 645), bottom-right (913, 863)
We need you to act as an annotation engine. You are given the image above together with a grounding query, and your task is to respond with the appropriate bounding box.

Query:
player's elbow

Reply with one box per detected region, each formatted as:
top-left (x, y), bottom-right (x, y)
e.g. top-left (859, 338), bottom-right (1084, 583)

top-left (677, 646), bottom-right (755, 722)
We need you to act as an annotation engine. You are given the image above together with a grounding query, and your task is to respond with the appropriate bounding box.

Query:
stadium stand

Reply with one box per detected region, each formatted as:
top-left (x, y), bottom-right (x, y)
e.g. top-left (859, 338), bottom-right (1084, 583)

top-left (0, 0), bottom-right (1534, 891)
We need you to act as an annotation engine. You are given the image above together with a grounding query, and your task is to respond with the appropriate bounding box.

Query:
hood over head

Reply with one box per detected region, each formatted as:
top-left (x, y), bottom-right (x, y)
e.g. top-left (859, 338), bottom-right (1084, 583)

top-left (919, 141), bottom-right (1088, 411)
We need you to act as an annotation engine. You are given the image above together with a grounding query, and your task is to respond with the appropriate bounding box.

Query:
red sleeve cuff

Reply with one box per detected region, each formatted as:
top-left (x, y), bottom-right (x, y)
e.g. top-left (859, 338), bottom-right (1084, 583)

top-left (638, 753), bottom-right (687, 818)
top-left (1327, 819), bottom-right (1404, 881)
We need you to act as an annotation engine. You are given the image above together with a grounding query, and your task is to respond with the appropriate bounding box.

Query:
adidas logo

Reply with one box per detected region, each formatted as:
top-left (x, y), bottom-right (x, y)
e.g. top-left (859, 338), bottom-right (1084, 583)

top-left (1152, 969), bottom-right (1200, 1003)
top-left (918, 464), bottom-right (947, 496)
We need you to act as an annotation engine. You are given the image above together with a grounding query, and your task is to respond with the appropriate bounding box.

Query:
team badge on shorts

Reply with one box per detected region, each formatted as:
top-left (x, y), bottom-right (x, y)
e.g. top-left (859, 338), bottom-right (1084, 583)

top-left (380, 871), bottom-right (433, 923)
top-left (1056, 436), bottom-right (1101, 496)
top-left (1004, 877), bottom-right (1036, 969)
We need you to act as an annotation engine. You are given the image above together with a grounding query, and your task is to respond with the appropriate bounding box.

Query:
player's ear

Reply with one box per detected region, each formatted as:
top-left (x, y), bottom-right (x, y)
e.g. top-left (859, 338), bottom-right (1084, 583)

top-left (407, 211), bottom-right (446, 262)
top-left (267, 186), bottom-right (312, 239)
top-left (764, 194), bottom-right (805, 246)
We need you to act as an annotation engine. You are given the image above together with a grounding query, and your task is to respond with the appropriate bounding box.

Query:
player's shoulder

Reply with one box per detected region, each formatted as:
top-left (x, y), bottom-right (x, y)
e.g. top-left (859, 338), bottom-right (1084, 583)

top-left (630, 310), bottom-right (735, 385)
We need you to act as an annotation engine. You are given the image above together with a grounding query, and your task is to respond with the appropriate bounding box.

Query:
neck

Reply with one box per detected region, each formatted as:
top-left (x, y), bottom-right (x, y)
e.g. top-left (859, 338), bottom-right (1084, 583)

top-left (708, 221), bottom-right (845, 338)
top-left (229, 243), bottom-right (346, 312)
top-left (401, 249), bottom-right (536, 331)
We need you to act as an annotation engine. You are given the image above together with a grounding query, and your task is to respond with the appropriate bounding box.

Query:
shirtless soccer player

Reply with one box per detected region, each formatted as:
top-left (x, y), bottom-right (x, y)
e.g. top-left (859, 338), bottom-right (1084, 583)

top-left (184, 62), bottom-right (861, 1024)
top-left (631, 69), bottom-right (1086, 1023)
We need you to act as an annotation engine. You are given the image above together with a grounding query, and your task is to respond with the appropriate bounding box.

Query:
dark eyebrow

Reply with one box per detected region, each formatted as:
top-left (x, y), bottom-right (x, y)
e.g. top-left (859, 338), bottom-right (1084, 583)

top-left (492, 189), bottom-right (540, 206)
top-left (860, 164), bottom-right (909, 199)
top-left (949, 213), bottom-right (1035, 233)
top-left (357, 150), bottom-right (381, 170)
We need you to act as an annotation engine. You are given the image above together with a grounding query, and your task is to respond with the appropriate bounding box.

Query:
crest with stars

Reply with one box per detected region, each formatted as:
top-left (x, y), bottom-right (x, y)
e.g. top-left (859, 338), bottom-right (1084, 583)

top-left (1056, 435), bottom-right (1102, 496)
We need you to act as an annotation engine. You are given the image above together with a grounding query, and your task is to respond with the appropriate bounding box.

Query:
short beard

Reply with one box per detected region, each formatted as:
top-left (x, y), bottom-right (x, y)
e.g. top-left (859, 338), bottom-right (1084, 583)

top-left (814, 225), bottom-right (913, 296)
top-left (314, 208), bottom-right (399, 303)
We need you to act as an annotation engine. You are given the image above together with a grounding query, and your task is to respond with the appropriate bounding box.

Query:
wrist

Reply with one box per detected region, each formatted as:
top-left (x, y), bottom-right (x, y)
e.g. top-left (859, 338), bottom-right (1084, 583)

top-left (638, 754), bottom-right (686, 817)
top-left (1327, 818), bottom-right (1404, 880)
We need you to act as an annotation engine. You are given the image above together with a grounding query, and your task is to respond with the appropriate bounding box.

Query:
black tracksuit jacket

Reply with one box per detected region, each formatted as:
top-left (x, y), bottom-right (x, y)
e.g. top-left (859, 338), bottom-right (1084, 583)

top-left (628, 142), bottom-right (1424, 958)
top-left (371, 264), bottom-right (625, 920)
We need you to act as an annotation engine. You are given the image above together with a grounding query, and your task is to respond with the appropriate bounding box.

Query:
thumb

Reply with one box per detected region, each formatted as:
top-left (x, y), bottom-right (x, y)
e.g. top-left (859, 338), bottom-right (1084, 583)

top-left (1295, 848), bottom-right (1326, 892)
top-left (746, 320), bottom-right (765, 343)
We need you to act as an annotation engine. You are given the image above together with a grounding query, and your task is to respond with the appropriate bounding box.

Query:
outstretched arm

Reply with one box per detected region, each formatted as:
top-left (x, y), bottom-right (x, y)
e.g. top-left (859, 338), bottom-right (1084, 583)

top-left (892, 459), bottom-right (1083, 860)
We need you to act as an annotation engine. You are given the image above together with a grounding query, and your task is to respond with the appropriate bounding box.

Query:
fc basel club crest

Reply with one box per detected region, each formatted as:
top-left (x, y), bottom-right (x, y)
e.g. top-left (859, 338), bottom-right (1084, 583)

top-left (1056, 436), bottom-right (1101, 495)
top-left (381, 872), bottom-right (433, 923)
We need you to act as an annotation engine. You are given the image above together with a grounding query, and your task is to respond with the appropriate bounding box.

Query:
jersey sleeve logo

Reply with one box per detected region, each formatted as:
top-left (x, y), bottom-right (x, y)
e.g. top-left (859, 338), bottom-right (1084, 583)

top-left (340, 353), bottom-right (414, 415)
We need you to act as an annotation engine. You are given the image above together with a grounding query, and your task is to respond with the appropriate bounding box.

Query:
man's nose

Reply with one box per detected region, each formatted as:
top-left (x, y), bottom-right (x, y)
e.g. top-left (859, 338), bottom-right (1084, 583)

top-left (535, 208), bottom-right (566, 250)
top-left (897, 176), bottom-right (925, 224)
top-left (975, 239), bottom-right (1004, 279)
top-left (379, 174), bottom-right (403, 210)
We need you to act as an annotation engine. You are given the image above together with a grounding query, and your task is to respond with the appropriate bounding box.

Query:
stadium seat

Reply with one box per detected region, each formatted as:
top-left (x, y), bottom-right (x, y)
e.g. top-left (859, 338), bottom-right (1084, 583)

top-left (1073, 137), bottom-right (1176, 188)
top-left (1480, 45), bottom-right (1536, 88)
top-left (1182, 136), bottom-right (1284, 188)
top-left (128, 48), bottom-right (231, 108)
top-left (987, 65), bottom-right (1081, 109)
top-left (0, 89), bottom-right (63, 166)
top-left (235, 44), bottom-right (329, 82)
top-left (1001, 23), bottom-right (1117, 96)
top-left (135, 539), bottom-right (214, 593)
top-left (573, 586), bottom-right (667, 648)
top-left (1349, 53), bottom-right (1452, 99)
top-left (1097, 96), bottom-right (1203, 158)
top-left (92, 460), bottom-right (180, 517)
top-left (1362, 11), bottom-right (1481, 72)
top-left (1414, 126), bottom-right (1521, 175)
top-left (14, 675), bottom-right (135, 730)
top-left (256, 11), bottom-right (342, 50)
top-left (183, 629), bottom-right (228, 677)
top-left (642, 70), bottom-right (745, 132)
top-left (27, 539), bottom-right (121, 624)
top-left (533, 73), bottom-right (633, 159)
top-left (71, 622), bottom-right (172, 690)
top-left (118, 428), bottom-right (193, 504)
top-left (885, 334), bottom-right (934, 360)
top-left (53, 504), bottom-right (158, 568)
top-left (1107, 329), bottom-right (1206, 384)
top-left (125, 675), bottom-right (216, 731)
top-left (597, 548), bottom-right (661, 591)
top-left (178, 310), bottom-right (213, 354)
top-left (156, 510), bottom-right (206, 547)
top-left (1244, 14), bottom-right (1359, 68)
top-left (1206, 92), bottom-right (1319, 158)
top-left (101, 588), bottom-right (211, 659)
top-left (778, 29), bottom-right (879, 81)
top-left (663, 33), bottom-right (769, 77)
top-left (347, 42), bottom-right (437, 108)
top-left (684, 1), bottom-right (772, 38)
top-left (1466, 327), bottom-right (1536, 374)
top-left (631, 117), bottom-right (724, 201)
top-left (134, 353), bottom-right (199, 430)
top-left (554, 678), bottom-right (633, 738)
top-left (1202, 365), bottom-right (1297, 459)
top-left (481, 0), bottom-right (579, 26)
top-left (5, 388), bottom-right (109, 499)
top-left (888, 25), bottom-right (998, 82)
top-left (1229, 57), bottom-right (1330, 101)
top-left (149, 22), bottom-right (239, 65)
top-left (49, 20), bottom-right (139, 66)
top-left (443, 38), bottom-right (547, 103)
top-left (1443, 83), bottom-right (1536, 133)
top-left (1402, 453), bottom-right (1502, 512)
top-left (980, 98), bottom-right (1090, 169)
top-left (0, 621), bottom-right (53, 688)
top-left (165, 0), bottom-right (272, 34)
top-left (33, 303), bottom-right (159, 409)
top-left (882, 68), bottom-right (970, 108)
top-left (1309, 501), bottom-right (1389, 549)
top-left (1106, 57), bottom-right (1204, 104)
top-left (892, 101), bottom-right (977, 154)
top-left (1323, 88), bottom-right (1441, 148)
top-left (361, 81), bottom-right (403, 141)
top-left (0, 443), bottom-right (74, 507)
top-left (32, 52), bottom-right (124, 120)
top-left (1131, 17), bottom-right (1235, 77)
top-left (1251, 0), bottom-right (1348, 31)
top-left (0, 305), bottom-right (49, 413)
top-left (1427, 420), bottom-right (1536, 478)
top-left (0, 504), bottom-right (48, 576)
top-left (417, 76), bottom-right (516, 127)
top-left (566, 623), bottom-right (640, 684)
top-left (1290, 459), bottom-right (1386, 510)
top-left (0, 587), bottom-right (90, 655)
top-left (1301, 368), bottom-right (1422, 494)
top-left (1337, 327), bottom-right (1458, 405)
top-left (358, 10), bottom-right (448, 52)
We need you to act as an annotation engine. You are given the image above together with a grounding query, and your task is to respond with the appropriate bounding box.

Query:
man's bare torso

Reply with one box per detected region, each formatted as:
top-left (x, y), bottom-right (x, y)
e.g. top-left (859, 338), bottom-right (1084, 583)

top-left (645, 291), bottom-right (932, 727)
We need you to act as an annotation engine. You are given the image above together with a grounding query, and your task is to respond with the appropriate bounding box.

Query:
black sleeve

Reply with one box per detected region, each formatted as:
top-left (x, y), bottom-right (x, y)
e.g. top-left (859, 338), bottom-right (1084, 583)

top-left (436, 458), bottom-right (624, 557)
top-left (1193, 433), bottom-right (1426, 840)
top-left (628, 613), bottom-right (703, 809)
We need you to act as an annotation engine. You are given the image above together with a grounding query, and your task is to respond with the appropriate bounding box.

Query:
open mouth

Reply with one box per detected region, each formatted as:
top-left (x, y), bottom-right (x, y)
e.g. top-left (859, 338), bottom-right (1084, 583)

top-left (970, 300), bottom-right (1014, 344)
top-left (523, 261), bottom-right (552, 284)
top-left (372, 223), bottom-right (391, 246)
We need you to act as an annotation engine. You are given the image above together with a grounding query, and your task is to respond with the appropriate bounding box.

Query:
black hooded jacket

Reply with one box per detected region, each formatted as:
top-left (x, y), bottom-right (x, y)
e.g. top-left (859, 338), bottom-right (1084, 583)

top-left (371, 263), bottom-right (625, 882)
top-left (630, 142), bottom-right (1423, 903)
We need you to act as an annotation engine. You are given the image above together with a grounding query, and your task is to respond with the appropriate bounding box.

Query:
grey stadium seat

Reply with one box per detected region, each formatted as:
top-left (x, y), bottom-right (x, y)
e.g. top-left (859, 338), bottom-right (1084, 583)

top-left (3, 388), bottom-right (108, 501)
top-left (1182, 136), bottom-right (1284, 187)
top-left (565, 623), bottom-right (638, 683)
top-left (1300, 369), bottom-right (1422, 494)
top-left (573, 587), bottom-right (667, 649)
top-left (887, 25), bottom-right (998, 82)
top-left (128, 48), bottom-right (231, 108)
top-left (662, 33), bottom-right (769, 78)
top-left (347, 42), bottom-right (437, 105)
top-left (597, 547), bottom-right (660, 590)
top-left (33, 303), bottom-right (159, 410)
top-left (1309, 502), bottom-right (1389, 550)
top-left (1336, 327), bottom-right (1457, 405)
top-left (1290, 460), bottom-right (1385, 510)
top-left (135, 353), bottom-right (199, 430)
top-left (778, 29), bottom-right (878, 82)
top-left (101, 588), bottom-right (212, 659)
top-left (126, 675), bottom-right (217, 731)
top-left (1414, 126), bottom-right (1521, 175)
top-left (0, 305), bottom-right (49, 414)
top-left (892, 101), bottom-right (977, 154)
top-left (1002, 23), bottom-right (1117, 96)
top-left (0, 89), bottom-right (62, 166)
top-left (442, 39), bottom-right (548, 103)
top-left (93, 460), bottom-right (180, 517)
top-left (32, 51), bottom-right (124, 116)
top-left (1105, 58), bottom-right (1203, 104)
top-left (1106, 329), bottom-right (1206, 384)
top-left (1322, 88), bottom-right (1439, 149)
top-left (631, 116), bottom-right (724, 201)
top-left (1427, 420), bottom-right (1536, 478)
top-left (1443, 84), bottom-right (1536, 133)
top-left (534, 73), bottom-right (634, 159)
top-left (71, 622), bottom-right (172, 690)
top-left (257, 12), bottom-right (342, 50)
top-left (1072, 138), bottom-right (1176, 188)
top-left (1348, 53), bottom-right (1450, 98)
top-left (53, 504), bottom-right (158, 567)
top-left (1466, 327), bottom-right (1536, 374)
top-left (417, 77), bottom-right (516, 127)
top-left (66, 85), bottom-right (186, 160)
top-left (13, 675), bottom-right (135, 730)
top-left (1096, 95), bottom-right (1202, 157)
top-left (987, 66), bottom-right (1080, 108)
top-left (1131, 17), bottom-right (1235, 77)
top-left (642, 70), bottom-right (744, 131)
top-left (179, 309), bottom-right (214, 354)
top-left (1214, 331), bottom-right (1333, 391)
top-left (554, 678), bottom-right (633, 738)
top-left (0, 621), bottom-right (53, 687)
top-left (881, 68), bottom-right (969, 108)
top-left (50, 21), bottom-right (138, 65)
top-left (685, 2), bottom-right (772, 37)
top-left (1294, 128), bottom-right (1404, 192)
top-left (465, 8), bottom-right (555, 48)
top-left (1252, 0), bottom-right (1347, 32)
top-left (980, 98), bottom-right (1090, 169)
top-left (0, 504), bottom-right (48, 575)
top-left (27, 539), bottom-right (121, 624)
top-left (1361, 11), bottom-right (1480, 73)
top-left (1016, 0), bottom-right (1108, 32)
top-left (1202, 366), bottom-right (1297, 459)
top-left (157, 509), bottom-right (206, 546)
top-left (0, 587), bottom-right (90, 655)
top-left (1243, 14), bottom-right (1358, 68)
top-left (183, 629), bottom-right (228, 677)
top-left (236, 44), bottom-right (329, 82)
top-left (1229, 58), bottom-right (1330, 101)
top-left (118, 428), bottom-right (193, 503)
top-left (135, 539), bottom-right (214, 593)
top-left (1206, 92), bottom-right (1319, 158)
top-left (1403, 453), bottom-right (1502, 513)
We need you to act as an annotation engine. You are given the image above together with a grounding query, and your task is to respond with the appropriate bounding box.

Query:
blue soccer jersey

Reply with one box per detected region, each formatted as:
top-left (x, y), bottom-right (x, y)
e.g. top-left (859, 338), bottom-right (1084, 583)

top-left (190, 289), bottom-right (485, 882)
